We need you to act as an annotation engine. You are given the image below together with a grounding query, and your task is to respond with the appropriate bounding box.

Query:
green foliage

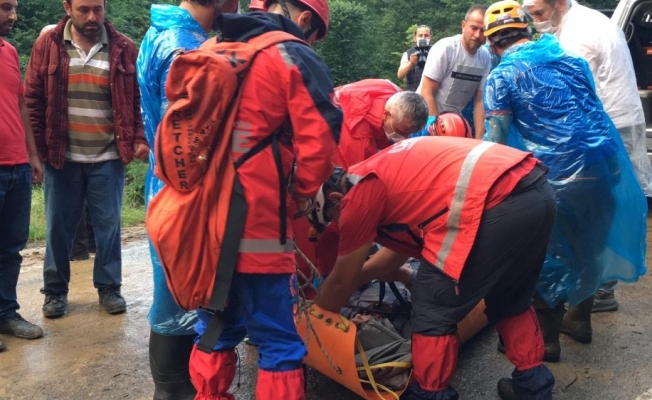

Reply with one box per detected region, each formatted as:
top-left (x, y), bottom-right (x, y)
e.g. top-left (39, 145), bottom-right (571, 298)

top-left (29, 185), bottom-right (46, 242)
top-left (124, 160), bottom-right (148, 208)
top-left (313, 0), bottom-right (373, 86)
top-left (7, 0), bottom-right (622, 83)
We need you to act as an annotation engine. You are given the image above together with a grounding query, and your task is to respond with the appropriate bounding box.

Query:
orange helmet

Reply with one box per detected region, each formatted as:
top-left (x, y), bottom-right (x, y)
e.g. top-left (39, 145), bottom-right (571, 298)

top-left (484, 0), bottom-right (529, 38)
top-left (428, 112), bottom-right (473, 138)
top-left (249, 0), bottom-right (266, 11)
top-left (265, 0), bottom-right (330, 40)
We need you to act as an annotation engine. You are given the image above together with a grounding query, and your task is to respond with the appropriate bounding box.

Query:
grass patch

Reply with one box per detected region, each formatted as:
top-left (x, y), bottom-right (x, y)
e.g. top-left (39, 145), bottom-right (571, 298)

top-left (28, 161), bottom-right (149, 243)
top-left (29, 186), bottom-right (47, 242)
top-left (122, 206), bottom-right (146, 227)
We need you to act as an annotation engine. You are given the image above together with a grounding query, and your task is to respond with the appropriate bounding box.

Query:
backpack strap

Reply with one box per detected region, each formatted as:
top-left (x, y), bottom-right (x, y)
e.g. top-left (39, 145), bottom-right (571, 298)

top-left (196, 31), bottom-right (306, 354)
top-left (247, 30), bottom-right (308, 50)
top-left (197, 175), bottom-right (247, 353)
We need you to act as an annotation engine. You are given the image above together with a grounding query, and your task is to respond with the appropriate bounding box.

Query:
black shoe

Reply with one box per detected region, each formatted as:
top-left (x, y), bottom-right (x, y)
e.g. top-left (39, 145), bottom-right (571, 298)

top-left (99, 290), bottom-right (127, 314)
top-left (497, 378), bottom-right (518, 400)
top-left (0, 339), bottom-right (5, 352)
top-left (0, 313), bottom-right (44, 339)
top-left (43, 294), bottom-right (68, 318)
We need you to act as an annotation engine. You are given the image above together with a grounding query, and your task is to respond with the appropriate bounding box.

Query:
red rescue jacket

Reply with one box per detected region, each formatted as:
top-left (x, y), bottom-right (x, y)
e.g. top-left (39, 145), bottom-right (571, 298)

top-left (332, 79), bottom-right (402, 168)
top-left (294, 79), bottom-right (402, 277)
top-left (218, 13), bottom-right (341, 274)
top-left (346, 137), bottom-right (538, 281)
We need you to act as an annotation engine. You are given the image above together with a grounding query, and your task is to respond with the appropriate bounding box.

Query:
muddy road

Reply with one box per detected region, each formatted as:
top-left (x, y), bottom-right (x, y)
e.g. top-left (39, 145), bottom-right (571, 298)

top-left (1, 224), bottom-right (652, 399)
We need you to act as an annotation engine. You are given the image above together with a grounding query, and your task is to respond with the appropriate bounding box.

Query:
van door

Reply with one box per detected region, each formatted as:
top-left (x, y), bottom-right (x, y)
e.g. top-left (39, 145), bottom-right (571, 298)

top-left (613, 0), bottom-right (652, 159)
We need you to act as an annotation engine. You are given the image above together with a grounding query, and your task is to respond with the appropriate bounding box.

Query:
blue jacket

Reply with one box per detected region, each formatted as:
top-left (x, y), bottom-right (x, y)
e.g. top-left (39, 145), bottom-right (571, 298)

top-left (136, 4), bottom-right (206, 335)
top-left (483, 35), bottom-right (647, 307)
top-left (137, 4), bottom-right (209, 204)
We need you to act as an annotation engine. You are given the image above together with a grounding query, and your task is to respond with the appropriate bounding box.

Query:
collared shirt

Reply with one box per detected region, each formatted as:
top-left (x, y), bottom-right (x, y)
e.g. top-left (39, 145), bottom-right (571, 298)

top-left (63, 19), bottom-right (118, 162)
top-left (0, 37), bottom-right (28, 166)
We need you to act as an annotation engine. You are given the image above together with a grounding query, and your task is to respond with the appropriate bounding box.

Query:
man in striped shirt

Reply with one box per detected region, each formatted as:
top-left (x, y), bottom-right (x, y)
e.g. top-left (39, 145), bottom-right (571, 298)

top-left (24, 0), bottom-right (148, 319)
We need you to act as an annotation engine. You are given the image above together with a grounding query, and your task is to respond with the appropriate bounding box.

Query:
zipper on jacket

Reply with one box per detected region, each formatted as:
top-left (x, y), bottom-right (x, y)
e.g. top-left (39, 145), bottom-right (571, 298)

top-left (453, 279), bottom-right (459, 296)
top-left (417, 207), bottom-right (449, 238)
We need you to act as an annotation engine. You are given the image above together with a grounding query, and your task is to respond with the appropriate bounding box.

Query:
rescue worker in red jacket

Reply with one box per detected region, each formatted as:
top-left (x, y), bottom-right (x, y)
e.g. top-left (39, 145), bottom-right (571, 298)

top-left (294, 82), bottom-right (429, 282)
top-left (313, 137), bottom-right (556, 400)
top-left (189, 1), bottom-right (341, 399)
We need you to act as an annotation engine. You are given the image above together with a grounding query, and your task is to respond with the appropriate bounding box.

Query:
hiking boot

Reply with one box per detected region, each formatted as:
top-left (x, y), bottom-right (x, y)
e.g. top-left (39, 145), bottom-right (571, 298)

top-left (0, 339), bottom-right (5, 352)
top-left (99, 290), bottom-right (127, 314)
top-left (561, 295), bottom-right (594, 344)
top-left (497, 378), bottom-right (518, 400)
top-left (0, 313), bottom-right (44, 339)
top-left (592, 291), bottom-right (619, 313)
top-left (43, 294), bottom-right (68, 318)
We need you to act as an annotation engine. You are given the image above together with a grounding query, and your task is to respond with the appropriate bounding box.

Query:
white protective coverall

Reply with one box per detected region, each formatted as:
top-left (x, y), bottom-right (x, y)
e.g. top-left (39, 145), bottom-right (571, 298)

top-left (541, 0), bottom-right (652, 196)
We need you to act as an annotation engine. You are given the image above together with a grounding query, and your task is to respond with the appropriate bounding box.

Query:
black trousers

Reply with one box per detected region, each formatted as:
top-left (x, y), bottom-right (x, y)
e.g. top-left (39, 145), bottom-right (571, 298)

top-left (412, 167), bottom-right (557, 336)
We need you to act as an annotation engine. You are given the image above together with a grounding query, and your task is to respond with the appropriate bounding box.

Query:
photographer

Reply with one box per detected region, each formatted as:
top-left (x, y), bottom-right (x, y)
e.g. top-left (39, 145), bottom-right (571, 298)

top-left (397, 25), bottom-right (432, 91)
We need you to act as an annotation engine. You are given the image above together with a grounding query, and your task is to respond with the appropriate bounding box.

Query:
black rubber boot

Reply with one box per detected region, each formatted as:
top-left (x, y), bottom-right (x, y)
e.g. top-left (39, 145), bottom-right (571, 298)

top-left (149, 330), bottom-right (197, 400)
top-left (561, 295), bottom-right (594, 344)
top-left (533, 296), bottom-right (566, 363)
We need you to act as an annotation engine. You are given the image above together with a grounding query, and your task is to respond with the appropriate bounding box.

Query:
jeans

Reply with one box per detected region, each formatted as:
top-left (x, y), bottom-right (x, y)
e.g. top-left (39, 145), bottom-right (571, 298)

top-left (0, 164), bottom-right (32, 318)
top-left (42, 160), bottom-right (124, 295)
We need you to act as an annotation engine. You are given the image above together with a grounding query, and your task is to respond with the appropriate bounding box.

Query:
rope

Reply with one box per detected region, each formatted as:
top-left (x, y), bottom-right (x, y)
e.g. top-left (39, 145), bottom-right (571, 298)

top-left (293, 243), bottom-right (407, 399)
top-left (293, 243), bottom-right (344, 375)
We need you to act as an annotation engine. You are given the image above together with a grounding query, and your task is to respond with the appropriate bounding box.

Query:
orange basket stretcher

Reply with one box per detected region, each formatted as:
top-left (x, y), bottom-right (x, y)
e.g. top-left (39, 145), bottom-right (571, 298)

top-left (294, 300), bottom-right (488, 399)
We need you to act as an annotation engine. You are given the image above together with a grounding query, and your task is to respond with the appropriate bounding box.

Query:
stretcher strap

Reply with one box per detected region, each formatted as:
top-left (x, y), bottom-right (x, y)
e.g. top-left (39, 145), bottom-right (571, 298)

top-left (355, 338), bottom-right (401, 400)
top-left (356, 361), bottom-right (412, 371)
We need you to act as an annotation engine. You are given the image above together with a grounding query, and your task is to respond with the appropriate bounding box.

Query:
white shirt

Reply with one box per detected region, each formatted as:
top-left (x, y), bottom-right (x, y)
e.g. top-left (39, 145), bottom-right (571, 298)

top-left (417, 34), bottom-right (490, 115)
top-left (557, 1), bottom-right (645, 127)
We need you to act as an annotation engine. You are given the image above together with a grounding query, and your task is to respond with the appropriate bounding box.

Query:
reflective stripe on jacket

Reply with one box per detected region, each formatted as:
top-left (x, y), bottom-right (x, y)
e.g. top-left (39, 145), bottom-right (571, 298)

top-left (347, 136), bottom-right (535, 281)
top-left (218, 13), bottom-right (341, 273)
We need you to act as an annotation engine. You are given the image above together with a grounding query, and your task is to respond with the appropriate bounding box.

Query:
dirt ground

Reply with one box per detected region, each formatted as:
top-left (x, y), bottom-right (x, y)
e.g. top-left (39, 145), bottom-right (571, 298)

top-left (1, 223), bottom-right (652, 400)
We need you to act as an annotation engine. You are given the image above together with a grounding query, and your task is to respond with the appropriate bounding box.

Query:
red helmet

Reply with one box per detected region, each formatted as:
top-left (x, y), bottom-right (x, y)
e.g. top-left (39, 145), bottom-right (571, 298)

top-left (265, 0), bottom-right (330, 41)
top-left (249, 0), bottom-right (266, 11)
top-left (428, 112), bottom-right (473, 138)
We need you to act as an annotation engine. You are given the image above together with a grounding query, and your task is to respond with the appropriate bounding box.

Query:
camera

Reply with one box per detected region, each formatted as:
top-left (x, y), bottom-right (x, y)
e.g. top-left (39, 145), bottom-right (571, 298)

top-left (414, 38), bottom-right (430, 67)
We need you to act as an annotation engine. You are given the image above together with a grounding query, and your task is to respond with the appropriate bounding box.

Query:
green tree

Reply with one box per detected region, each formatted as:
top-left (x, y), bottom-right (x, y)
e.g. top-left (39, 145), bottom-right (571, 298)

top-left (313, 0), bottom-right (373, 86)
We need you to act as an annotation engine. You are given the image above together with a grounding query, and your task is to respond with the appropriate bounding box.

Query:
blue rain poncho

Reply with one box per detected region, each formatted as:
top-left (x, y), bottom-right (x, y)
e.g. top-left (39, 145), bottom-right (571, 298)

top-left (136, 4), bottom-right (208, 335)
top-left (483, 35), bottom-right (647, 307)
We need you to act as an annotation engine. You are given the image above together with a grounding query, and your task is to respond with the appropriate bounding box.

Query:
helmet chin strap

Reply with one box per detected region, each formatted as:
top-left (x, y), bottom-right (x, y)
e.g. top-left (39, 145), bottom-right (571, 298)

top-left (277, 0), bottom-right (318, 40)
top-left (277, 0), bottom-right (293, 19)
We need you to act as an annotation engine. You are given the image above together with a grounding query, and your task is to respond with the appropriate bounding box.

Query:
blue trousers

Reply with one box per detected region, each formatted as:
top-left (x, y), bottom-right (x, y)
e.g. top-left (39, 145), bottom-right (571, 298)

top-left (42, 160), bottom-right (124, 294)
top-left (0, 164), bottom-right (32, 318)
top-left (195, 273), bottom-right (306, 372)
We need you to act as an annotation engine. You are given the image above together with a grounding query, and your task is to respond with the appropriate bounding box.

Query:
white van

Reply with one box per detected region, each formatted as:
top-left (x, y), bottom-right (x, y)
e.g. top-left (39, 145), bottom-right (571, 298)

top-left (612, 0), bottom-right (652, 161)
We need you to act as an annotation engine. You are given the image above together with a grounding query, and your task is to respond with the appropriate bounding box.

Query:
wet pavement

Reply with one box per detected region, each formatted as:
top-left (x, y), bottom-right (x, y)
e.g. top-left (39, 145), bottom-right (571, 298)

top-left (1, 224), bottom-right (652, 400)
